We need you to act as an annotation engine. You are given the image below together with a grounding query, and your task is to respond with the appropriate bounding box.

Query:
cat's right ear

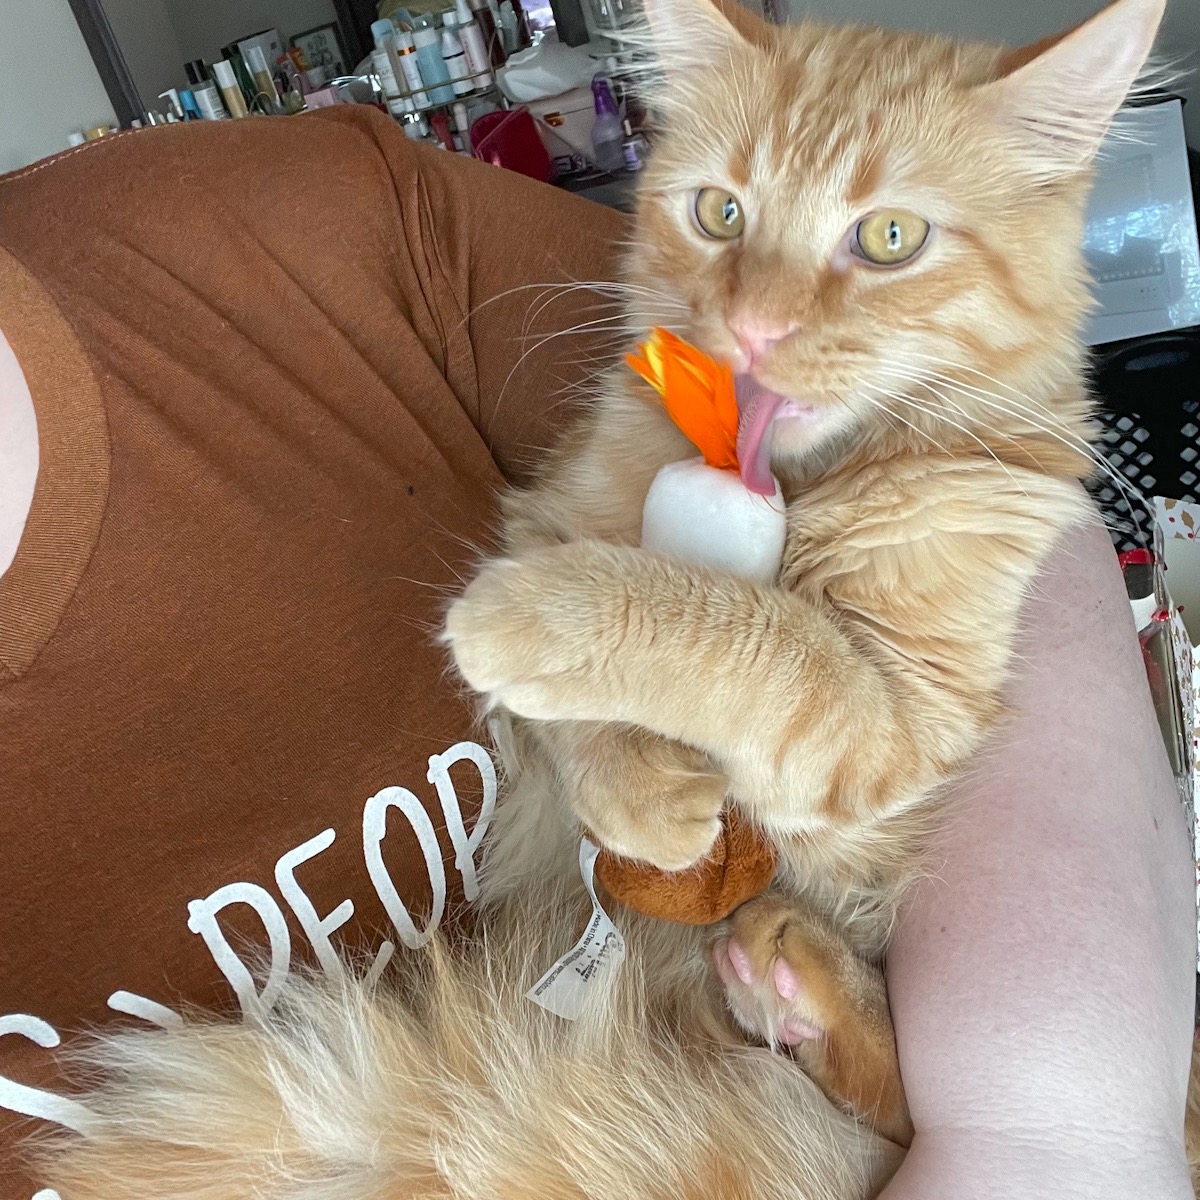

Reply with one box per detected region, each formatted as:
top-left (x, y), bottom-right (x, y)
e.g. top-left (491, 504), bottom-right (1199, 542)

top-left (975, 0), bottom-right (1167, 178)
top-left (636, 0), bottom-right (768, 75)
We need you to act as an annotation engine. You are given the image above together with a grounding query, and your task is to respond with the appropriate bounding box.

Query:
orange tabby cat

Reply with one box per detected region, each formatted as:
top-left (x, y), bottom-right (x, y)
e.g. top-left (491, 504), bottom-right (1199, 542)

top-left (37, 0), bottom-right (1189, 1196)
top-left (444, 0), bottom-right (1162, 1147)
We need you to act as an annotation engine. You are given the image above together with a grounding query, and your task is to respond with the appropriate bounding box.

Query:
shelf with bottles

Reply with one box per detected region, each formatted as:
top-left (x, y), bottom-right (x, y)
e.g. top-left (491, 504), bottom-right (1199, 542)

top-left (379, 75), bottom-right (505, 118)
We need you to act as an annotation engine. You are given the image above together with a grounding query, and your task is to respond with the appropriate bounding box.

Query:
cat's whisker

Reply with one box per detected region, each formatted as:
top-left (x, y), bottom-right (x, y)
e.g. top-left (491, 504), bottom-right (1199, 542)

top-left (862, 392), bottom-right (955, 459)
top-left (872, 387), bottom-right (1032, 498)
top-left (905, 359), bottom-right (1148, 540)
top-left (889, 380), bottom-right (1035, 501)
top-left (895, 352), bottom-right (1145, 520)
top-left (494, 314), bottom-right (689, 416)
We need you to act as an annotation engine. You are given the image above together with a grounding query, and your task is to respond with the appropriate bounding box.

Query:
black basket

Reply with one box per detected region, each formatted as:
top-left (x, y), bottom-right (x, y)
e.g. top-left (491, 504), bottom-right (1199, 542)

top-left (1090, 330), bottom-right (1200, 551)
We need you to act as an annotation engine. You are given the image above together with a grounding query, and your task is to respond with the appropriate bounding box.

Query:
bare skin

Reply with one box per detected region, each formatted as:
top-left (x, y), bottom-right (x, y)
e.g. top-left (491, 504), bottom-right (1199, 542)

top-left (0, 325), bottom-right (38, 579)
top-left (711, 516), bottom-right (1195, 1191)
top-left (880, 517), bottom-right (1195, 1199)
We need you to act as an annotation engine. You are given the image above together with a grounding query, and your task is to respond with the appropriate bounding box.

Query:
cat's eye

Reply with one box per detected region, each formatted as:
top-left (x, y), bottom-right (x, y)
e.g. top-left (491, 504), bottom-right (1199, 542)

top-left (693, 188), bottom-right (745, 240)
top-left (854, 210), bottom-right (930, 266)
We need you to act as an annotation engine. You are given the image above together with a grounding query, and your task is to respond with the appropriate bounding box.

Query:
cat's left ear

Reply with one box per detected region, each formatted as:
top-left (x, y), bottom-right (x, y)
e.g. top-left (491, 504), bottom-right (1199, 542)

top-left (976, 0), bottom-right (1166, 176)
top-left (638, 0), bottom-right (770, 76)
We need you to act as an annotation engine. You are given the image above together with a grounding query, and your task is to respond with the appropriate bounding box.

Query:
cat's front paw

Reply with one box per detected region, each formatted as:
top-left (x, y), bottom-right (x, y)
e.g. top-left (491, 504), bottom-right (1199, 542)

top-left (580, 760), bottom-right (727, 873)
top-left (444, 547), bottom-right (617, 720)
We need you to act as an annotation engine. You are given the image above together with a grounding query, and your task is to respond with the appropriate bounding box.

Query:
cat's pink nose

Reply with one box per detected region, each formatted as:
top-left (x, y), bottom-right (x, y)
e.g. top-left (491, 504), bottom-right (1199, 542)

top-left (726, 314), bottom-right (798, 364)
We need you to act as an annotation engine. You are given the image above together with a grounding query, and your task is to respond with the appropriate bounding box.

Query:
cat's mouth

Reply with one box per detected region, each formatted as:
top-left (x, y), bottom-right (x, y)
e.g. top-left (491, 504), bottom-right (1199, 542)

top-left (735, 375), bottom-right (823, 495)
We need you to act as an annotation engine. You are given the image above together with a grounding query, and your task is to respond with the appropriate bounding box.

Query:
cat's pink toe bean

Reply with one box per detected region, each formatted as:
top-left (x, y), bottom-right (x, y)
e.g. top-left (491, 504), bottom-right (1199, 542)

top-left (773, 955), bottom-right (800, 1000)
top-left (726, 938), bottom-right (756, 986)
top-left (712, 939), bottom-right (738, 987)
top-left (779, 1016), bottom-right (823, 1044)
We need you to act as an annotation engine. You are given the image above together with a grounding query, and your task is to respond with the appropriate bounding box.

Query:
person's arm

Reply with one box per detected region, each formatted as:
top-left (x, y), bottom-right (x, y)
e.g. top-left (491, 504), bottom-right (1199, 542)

top-left (880, 513), bottom-right (1196, 1199)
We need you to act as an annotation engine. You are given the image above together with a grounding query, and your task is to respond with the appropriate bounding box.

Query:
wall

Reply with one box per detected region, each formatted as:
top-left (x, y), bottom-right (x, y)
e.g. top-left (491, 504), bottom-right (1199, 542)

top-left (788, 0), bottom-right (1199, 146)
top-left (102, 0), bottom-right (188, 110)
top-left (0, 0), bottom-right (116, 175)
top-left (162, 0), bottom-right (341, 71)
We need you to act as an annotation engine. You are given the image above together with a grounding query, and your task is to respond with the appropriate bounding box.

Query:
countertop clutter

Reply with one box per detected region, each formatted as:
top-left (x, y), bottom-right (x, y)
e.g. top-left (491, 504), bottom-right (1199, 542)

top-left (67, 9), bottom-right (651, 211)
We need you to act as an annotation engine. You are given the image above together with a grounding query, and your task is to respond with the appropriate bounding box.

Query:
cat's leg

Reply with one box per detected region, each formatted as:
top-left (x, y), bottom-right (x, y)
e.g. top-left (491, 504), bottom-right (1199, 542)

top-left (714, 892), bottom-right (912, 1149)
top-left (538, 720), bottom-right (729, 871)
top-left (444, 538), bottom-right (944, 830)
top-left (446, 463), bottom-right (1083, 838)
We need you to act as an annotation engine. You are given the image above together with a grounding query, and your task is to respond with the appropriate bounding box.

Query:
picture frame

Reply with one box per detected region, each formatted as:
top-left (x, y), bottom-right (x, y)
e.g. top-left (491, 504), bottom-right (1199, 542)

top-left (291, 23), bottom-right (349, 79)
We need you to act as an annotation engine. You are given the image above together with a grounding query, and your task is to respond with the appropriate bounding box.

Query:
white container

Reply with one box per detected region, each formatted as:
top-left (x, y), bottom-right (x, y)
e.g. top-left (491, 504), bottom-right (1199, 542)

top-left (454, 0), bottom-right (493, 83)
top-left (237, 29), bottom-right (284, 76)
top-left (211, 59), bottom-right (248, 119)
top-left (371, 19), bottom-right (401, 98)
top-left (192, 81), bottom-right (227, 120)
top-left (393, 33), bottom-right (430, 109)
top-left (441, 15), bottom-right (475, 97)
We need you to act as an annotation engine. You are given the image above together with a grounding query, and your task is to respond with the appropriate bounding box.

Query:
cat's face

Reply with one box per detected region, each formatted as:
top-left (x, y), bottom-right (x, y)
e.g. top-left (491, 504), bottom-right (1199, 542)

top-left (625, 0), bottom-right (1164, 484)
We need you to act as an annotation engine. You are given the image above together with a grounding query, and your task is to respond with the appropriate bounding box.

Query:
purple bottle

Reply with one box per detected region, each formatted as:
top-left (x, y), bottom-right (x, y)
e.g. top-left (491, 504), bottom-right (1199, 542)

top-left (591, 76), bottom-right (625, 174)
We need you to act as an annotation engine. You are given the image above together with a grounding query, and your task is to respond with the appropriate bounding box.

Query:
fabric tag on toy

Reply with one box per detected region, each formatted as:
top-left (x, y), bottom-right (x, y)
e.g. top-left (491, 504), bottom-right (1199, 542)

top-left (527, 838), bottom-right (626, 1020)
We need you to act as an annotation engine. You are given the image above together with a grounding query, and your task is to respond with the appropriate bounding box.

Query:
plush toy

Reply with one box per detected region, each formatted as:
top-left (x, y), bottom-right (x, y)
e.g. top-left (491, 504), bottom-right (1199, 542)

top-left (591, 329), bottom-right (783, 925)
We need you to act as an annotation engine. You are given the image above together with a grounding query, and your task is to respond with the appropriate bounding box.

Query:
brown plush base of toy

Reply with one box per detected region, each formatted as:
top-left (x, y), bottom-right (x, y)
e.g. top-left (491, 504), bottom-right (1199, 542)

top-left (593, 808), bottom-right (778, 925)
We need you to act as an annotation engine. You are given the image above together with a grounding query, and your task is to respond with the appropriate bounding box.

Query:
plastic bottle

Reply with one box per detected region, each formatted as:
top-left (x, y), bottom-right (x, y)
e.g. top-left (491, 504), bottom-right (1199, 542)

top-left (498, 1), bottom-right (519, 53)
top-left (178, 89), bottom-right (203, 120)
top-left (509, 0), bottom-right (533, 47)
top-left (590, 75), bottom-right (624, 173)
top-left (441, 14), bottom-right (475, 96)
top-left (430, 111), bottom-right (457, 151)
top-left (413, 21), bottom-right (456, 105)
top-left (185, 60), bottom-right (228, 120)
top-left (403, 114), bottom-right (431, 141)
top-left (454, 0), bottom-right (493, 85)
top-left (392, 33), bottom-right (430, 109)
top-left (621, 118), bottom-right (647, 171)
top-left (371, 19), bottom-right (403, 101)
top-left (211, 59), bottom-right (249, 119)
top-left (467, 0), bottom-right (507, 70)
top-left (452, 100), bottom-right (472, 152)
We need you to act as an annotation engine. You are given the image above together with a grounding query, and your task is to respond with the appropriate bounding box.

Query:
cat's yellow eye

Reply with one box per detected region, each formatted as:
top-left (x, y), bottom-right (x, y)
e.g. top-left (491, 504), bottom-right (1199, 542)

top-left (854, 210), bottom-right (930, 266)
top-left (693, 188), bottom-right (745, 240)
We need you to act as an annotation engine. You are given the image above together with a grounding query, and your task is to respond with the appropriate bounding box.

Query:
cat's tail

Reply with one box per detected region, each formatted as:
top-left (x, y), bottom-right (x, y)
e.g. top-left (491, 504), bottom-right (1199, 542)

top-left (32, 887), bottom-right (899, 1200)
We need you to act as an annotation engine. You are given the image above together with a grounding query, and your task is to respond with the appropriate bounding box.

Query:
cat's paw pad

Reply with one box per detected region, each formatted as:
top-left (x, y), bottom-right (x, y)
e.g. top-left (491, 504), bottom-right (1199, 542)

top-left (716, 938), bottom-right (822, 1043)
top-left (713, 894), bottom-right (832, 1049)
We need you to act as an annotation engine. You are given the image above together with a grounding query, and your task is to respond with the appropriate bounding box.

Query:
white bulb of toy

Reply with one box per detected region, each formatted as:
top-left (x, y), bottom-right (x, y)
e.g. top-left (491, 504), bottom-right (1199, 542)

top-left (641, 458), bottom-right (786, 585)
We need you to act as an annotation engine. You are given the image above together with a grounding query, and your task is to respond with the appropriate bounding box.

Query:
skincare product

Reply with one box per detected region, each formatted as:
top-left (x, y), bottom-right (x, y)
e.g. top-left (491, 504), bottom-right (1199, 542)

top-left (621, 118), bottom-right (647, 170)
top-left (454, 0), bottom-right (493, 85)
top-left (441, 14), bottom-right (474, 97)
top-left (413, 22), bottom-right (456, 105)
top-left (468, 0), bottom-right (507, 69)
top-left (211, 59), bottom-right (249, 118)
top-left (370, 18), bottom-right (403, 101)
top-left (590, 75), bottom-right (624, 173)
top-left (244, 46), bottom-right (280, 112)
top-left (185, 60), bottom-right (228, 119)
top-left (393, 33), bottom-right (430, 109)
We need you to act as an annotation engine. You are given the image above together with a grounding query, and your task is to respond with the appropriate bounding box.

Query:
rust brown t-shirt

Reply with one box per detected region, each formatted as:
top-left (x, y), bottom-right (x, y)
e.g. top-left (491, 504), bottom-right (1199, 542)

top-left (0, 107), bottom-right (624, 1195)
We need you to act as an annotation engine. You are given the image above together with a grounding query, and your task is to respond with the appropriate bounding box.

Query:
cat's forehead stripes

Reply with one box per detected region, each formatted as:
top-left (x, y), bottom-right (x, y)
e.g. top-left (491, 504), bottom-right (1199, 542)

top-left (845, 114), bottom-right (886, 207)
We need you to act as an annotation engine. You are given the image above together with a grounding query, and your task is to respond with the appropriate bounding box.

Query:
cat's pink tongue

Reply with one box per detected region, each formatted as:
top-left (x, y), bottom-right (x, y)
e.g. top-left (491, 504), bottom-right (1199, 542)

top-left (735, 375), bottom-right (786, 496)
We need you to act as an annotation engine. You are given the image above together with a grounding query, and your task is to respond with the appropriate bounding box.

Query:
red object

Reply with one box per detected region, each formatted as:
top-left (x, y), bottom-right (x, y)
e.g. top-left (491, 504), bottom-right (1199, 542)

top-left (470, 108), bottom-right (553, 182)
top-left (429, 112), bottom-right (456, 153)
top-left (1119, 548), bottom-right (1154, 567)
